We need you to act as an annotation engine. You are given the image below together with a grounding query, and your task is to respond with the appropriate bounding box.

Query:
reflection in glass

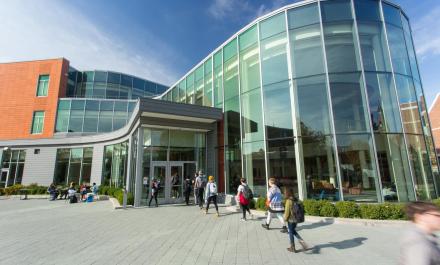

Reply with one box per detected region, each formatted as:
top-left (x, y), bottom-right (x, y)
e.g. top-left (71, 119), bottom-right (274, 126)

top-left (365, 73), bottom-right (402, 133)
top-left (329, 73), bottom-right (369, 133)
top-left (294, 75), bottom-right (331, 137)
top-left (336, 134), bottom-right (379, 202)
top-left (241, 89), bottom-right (264, 142)
top-left (354, 0), bottom-right (381, 22)
top-left (375, 133), bottom-right (414, 202)
top-left (301, 136), bottom-right (338, 200)
top-left (260, 13), bottom-right (286, 40)
top-left (386, 25), bottom-right (411, 76)
top-left (239, 43), bottom-right (260, 93)
top-left (69, 100), bottom-right (85, 133)
top-left (323, 22), bottom-right (361, 73)
top-left (226, 145), bottom-right (242, 194)
top-left (263, 81), bottom-right (293, 139)
top-left (213, 51), bottom-right (223, 108)
top-left (401, 15), bottom-right (421, 81)
top-left (223, 54), bottom-right (239, 101)
top-left (382, 3), bottom-right (402, 28)
top-left (320, 0), bottom-right (352, 22)
top-left (83, 100), bottom-right (99, 132)
top-left (56, 100), bottom-right (70, 133)
top-left (287, 3), bottom-right (319, 29)
top-left (357, 22), bottom-right (391, 72)
top-left (243, 141), bottom-right (267, 197)
top-left (260, 33), bottom-right (289, 85)
top-left (267, 138), bottom-right (297, 196)
top-left (394, 75), bottom-right (423, 134)
top-left (224, 97), bottom-right (241, 146)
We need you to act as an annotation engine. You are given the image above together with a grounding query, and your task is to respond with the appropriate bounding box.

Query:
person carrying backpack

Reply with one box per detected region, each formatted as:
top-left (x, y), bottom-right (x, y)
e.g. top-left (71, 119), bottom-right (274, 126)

top-left (261, 178), bottom-right (287, 233)
top-left (236, 178), bottom-right (253, 221)
top-left (283, 188), bottom-right (308, 253)
top-left (204, 175), bottom-right (219, 217)
top-left (149, 179), bottom-right (159, 207)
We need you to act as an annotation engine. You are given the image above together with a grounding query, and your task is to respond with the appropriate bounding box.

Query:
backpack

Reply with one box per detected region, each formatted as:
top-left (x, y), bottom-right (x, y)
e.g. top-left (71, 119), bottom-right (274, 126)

top-left (209, 183), bottom-right (217, 194)
top-left (291, 202), bottom-right (305, 223)
top-left (69, 195), bottom-right (78, 204)
top-left (242, 185), bottom-right (253, 200)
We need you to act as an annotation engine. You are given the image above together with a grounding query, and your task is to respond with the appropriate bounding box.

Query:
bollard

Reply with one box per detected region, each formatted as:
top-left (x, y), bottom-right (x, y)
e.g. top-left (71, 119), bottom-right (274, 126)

top-left (122, 187), bottom-right (127, 209)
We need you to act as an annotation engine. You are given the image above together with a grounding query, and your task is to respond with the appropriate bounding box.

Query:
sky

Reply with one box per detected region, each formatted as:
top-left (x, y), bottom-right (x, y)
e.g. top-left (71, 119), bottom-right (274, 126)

top-left (1, 0), bottom-right (439, 107)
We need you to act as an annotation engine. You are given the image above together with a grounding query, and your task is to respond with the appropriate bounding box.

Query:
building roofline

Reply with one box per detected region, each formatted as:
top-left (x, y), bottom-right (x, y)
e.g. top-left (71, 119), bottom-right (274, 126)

top-left (0, 57), bottom-right (67, 65)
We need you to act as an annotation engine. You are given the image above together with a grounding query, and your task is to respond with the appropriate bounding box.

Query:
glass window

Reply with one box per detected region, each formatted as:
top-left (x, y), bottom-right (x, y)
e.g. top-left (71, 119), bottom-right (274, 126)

top-left (241, 89), bottom-right (264, 142)
top-left (133, 78), bottom-right (145, 90)
top-left (267, 138), bottom-right (297, 196)
top-left (223, 38), bottom-right (237, 62)
top-left (287, 3), bottom-right (319, 29)
top-left (329, 73), bottom-right (369, 133)
top-left (401, 15), bottom-right (421, 81)
top-left (354, 0), bottom-right (381, 21)
top-left (107, 72), bottom-right (120, 84)
top-left (224, 97), bottom-right (241, 146)
top-left (294, 75), bottom-right (332, 136)
top-left (84, 83), bottom-right (93, 97)
top-left (223, 53), bottom-right (239, 101)
top-left (239, 42), bottom-right (260, 93)
top-left (94, 71), bottom-right (107, 83)
top-left (186, 73), bottom-right (195, 104)
top-left (320, 0), bottom-right (353, 22)
top-left (179, 80), bottom-right (186, 103)
top-left (260, 32), bottom-right (289, 85)
top-left (56, 100), bottom-right (70, 133)
top-left (336, 134), bottom-right (380, 202)
top-left (144, 129), bottom-right (169, 147)
top-left (113, 101), bottom-right (128, 130)
top-left (394, 75), bottom-right (423, 134)
top-left (226, 145), bottom-right (242, 194)
top-left (289, 24), bottom-right (325, 78)
top-left (302, 136), bottom-right (338, 200)
top-left (374, 133), bottom-right (414, 202)
top-left (83, 100), bottom-right (99, 132)
top-left (263, 80), bottom-right (293, 139)
top-left (36, 75), bottom-right (49, 96)
top-left (121, 75), bottom-right (133, 87)
top-left (82, 71), bottom-right (94, 82)
top-left (365, 73), bottom-right (402, 133)
top-left (323, 21), bottom-right (362, 73)
top-left (195, 65), bottom-right (204, 106)
top-left (357, 22), bottom-right (392, 72)
top-left (169, 130), bottom-right (196, 147)
top-left (239, 25), bottom-right (258, 51)
top-left (204, 60), bottom-right (213, 107)
top-left (31, 111), bottom-right (44, 134)
top-left (383, 3), bottom-right (402, 28)
top-left (93, 83), bottom-right (106, 98)
top-left (119, 85), bottom-right (129, 99)
top-left (106, 84), bottom-right (119, 99)
top-left (98, 101), bottom-right (114, 132)
top-left (406, 134), bottom-right (436, 200)
top-left (213, 50), bottom-right (223, 108)
top-left (243, 141), bottom-right (267, 197)
top-left (68, 100), bottom-right (85, 133)
top-left (260, 13), bottom-right (286, 40)
top-left (386, 25), bottom-right (411, 76)
top-left (54, 149), bottom-right (70, 185)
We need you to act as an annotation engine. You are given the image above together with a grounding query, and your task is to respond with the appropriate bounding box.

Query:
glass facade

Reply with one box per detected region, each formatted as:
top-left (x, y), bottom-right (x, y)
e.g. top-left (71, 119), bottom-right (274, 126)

top-left (102, 141), bottom-right (128, 188)
top-left (159, 0), bottom-right (439, 202)
top-left (67, 69), bottom-right (168, 99)
top-left (55, 99), bottom-right (137, 133)
top-left (0, 149), bottom-right (26, 188)
top-left (53, 147), bottom-right (93, 186)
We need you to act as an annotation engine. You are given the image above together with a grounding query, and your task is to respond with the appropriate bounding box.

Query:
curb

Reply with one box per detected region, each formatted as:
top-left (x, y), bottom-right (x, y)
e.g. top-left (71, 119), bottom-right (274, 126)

top-left (109, 197), bottom-right (133, 210)
top-left (224, 206), bottom-right (409, 227)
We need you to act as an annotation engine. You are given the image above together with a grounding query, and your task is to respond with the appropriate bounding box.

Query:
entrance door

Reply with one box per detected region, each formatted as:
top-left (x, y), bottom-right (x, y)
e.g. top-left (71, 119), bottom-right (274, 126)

top-left (0, 170), bottom-right (8, 188)
top-left (151, 164), bottom-right (166, 199)
top-left (169, 164), bottom-right (183, 203)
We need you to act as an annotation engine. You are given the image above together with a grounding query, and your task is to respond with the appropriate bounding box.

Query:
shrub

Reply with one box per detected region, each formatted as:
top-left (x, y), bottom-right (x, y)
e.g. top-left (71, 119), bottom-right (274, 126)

top-left (0, 188), bottom-right (4, 196)
top-left (249, 199), bottom-right (256, 209)
top-left (433, 199), bottom-right (440, 209)
top-left (303, 199), bottom-right (321, 216)
top-left (335, 201), bottom-right (360, 218)
top-left (320, 201), bottom-right (338, 217)
top-left (359, 204), bottom-right (382, 219)
top-left (99, 186), bottom-right (109, 196)
top-left (359, 203), bottom-right (406, 220)
top-left (3, 184), bottom-right (23, 196)
top-left (255, 197), bottom-right (267, 211)
top-left (115, 190), bottom-right (134, 206)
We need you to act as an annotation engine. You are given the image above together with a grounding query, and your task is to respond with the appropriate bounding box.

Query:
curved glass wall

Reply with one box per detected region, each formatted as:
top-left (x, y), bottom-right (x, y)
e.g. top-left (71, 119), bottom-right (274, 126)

top-left (67, 70), bottom-right (168, 99)
top-left (160, 0), bottom-right (440, 202)
top-left (55, 99), bottom-right (137, 134)
top-left (53, 147), bottom-right (93, 186)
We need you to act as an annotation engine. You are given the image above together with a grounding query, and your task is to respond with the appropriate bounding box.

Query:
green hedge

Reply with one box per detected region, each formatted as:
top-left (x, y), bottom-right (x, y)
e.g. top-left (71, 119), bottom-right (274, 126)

top-left (1, 184), bottom-right (48, 196)
top-left (434, 199), bottom-right (440, 209)
top-left (255, 197), bottom-right (268, 211)
top-left (99, 186), bottom-right (134, 206)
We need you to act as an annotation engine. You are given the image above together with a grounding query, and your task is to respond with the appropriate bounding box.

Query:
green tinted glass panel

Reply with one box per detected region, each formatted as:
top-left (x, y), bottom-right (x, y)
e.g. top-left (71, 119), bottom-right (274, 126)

top-left (31, 111), bottom-right (44, 134)
top-left (260, 13), bottom-right (286, 40)
top-left (214, 50), bottom-right (222, 68)
top-left (223, 39), bottom-right (237, 62)
top-left (239, 25), bottom-right (258, 51)
top-left (223, 55), bottom-right (239, 101)
top-left (204, 58), bottom-right (212, 74)
top-left (287, 3), bottom-right (320, 29)
top-left (239, 43), bottom-right (260, 93)
top-left (241, 89), bottom-right (264, 142)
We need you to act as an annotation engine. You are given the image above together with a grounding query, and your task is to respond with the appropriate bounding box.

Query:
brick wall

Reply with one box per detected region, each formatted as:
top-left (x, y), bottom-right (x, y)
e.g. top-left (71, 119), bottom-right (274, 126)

top-left (0, 58), bottom-right (69, 140)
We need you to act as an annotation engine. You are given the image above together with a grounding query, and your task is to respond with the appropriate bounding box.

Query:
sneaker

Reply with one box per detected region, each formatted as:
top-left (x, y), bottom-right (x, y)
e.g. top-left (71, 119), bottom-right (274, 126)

top-left (216, 212), bottom-right (220, 217)
top-left (261, 223), bottom-right (269, 230)
top-left (280, 226), bottom-right (288, 233)
top-left (240, 218), bottom-right (246, 221)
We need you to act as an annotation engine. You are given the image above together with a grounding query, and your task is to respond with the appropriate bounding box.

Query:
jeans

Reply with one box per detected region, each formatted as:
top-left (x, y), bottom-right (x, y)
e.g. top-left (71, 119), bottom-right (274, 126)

top-left (287, 222), bottom-right (303, 244)
top-left (206, 195), bottom-right (218, 212)
top-left (266, 212), bottom-right (285, 226)
top-left (240, 203), bottom-right (251, 219)
top-left (197, 188), bottom-right (205, 208)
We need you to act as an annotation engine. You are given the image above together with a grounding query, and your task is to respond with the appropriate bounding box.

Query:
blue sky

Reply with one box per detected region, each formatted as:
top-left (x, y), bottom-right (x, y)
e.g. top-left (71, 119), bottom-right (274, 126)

top-left (1, 0), bottom-right (439, 107)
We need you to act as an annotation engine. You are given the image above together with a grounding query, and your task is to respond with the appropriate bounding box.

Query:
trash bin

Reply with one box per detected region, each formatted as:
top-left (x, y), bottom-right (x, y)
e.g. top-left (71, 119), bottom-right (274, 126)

top-left (86, 193), bottom-right (94, 203)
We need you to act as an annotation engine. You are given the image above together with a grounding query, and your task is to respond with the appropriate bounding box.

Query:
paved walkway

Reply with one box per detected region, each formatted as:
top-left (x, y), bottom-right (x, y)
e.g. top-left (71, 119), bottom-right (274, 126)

top-left (0, 198), bottom-right (402, 265)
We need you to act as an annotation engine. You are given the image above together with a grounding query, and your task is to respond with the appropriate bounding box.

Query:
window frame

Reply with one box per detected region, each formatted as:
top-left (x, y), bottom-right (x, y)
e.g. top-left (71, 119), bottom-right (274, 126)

top-left (36, 74), bottom-right (50, 97)
top-left (31, 110), bottom-right (45, 134)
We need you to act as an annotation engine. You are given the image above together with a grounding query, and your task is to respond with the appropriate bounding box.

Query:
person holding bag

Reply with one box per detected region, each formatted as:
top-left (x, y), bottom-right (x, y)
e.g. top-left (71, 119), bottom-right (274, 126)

top-left (205, 175), bottom-right (219, 217)
top-left (261, 178), bottom-right (287, 233)
top-left (236, 178), bottom-right (253, 221)
top-left (283, 188), bottom-right (308, 252)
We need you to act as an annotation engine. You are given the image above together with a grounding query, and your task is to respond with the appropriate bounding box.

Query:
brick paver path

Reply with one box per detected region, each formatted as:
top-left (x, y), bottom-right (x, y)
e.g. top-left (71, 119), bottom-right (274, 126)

top-left (0, 198), bottom-right (401, 265)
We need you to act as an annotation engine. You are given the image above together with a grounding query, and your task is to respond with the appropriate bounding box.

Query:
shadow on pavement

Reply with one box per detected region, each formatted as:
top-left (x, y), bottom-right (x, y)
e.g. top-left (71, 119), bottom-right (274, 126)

top-left (307, 237), bottom-right (368, 254)
top-left (297, 219), bottom-right (335, 231)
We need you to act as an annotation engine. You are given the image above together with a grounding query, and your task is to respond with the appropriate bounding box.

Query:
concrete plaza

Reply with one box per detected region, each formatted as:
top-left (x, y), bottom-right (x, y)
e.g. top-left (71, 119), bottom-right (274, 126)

top-left (0, 198), bottom-right (401, 265)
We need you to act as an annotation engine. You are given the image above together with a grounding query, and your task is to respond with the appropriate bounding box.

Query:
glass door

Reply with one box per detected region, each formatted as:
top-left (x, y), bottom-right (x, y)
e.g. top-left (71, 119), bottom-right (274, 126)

top-left (169, 164), bottom-right (183, 202)
top-left (151, 164), bottom-right (166, 199)
top-left (0, 169), bottom-right (8, 188)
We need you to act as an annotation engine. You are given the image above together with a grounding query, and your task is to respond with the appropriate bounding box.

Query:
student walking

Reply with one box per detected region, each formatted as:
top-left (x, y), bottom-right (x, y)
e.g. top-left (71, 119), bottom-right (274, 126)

top-left (400, 202), bottom-right (440, 264)
top-left (195, 171), bottom-right (206, 209)
top-left (283, 188), bottom-right (308, 252)
top-left (236, 178), bottom-right (253, 221)
top-left (183, 178), bottom-right (192, 205)
top-left (205, 176), bottom-right (219, 217)
top-left (261, 178), bottom-right (287, 232)
top-left (149, 179), bottom-right (159, 207)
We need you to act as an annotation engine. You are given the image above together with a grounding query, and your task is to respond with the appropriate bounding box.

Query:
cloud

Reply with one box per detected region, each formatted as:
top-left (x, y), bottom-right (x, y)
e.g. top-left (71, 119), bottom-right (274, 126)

top-left (0, 0), bottom-right (178, 86)
top-left (208, 0), bottom-right (289, 22)
top-left (412, 6), bottom-right (440, 58)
